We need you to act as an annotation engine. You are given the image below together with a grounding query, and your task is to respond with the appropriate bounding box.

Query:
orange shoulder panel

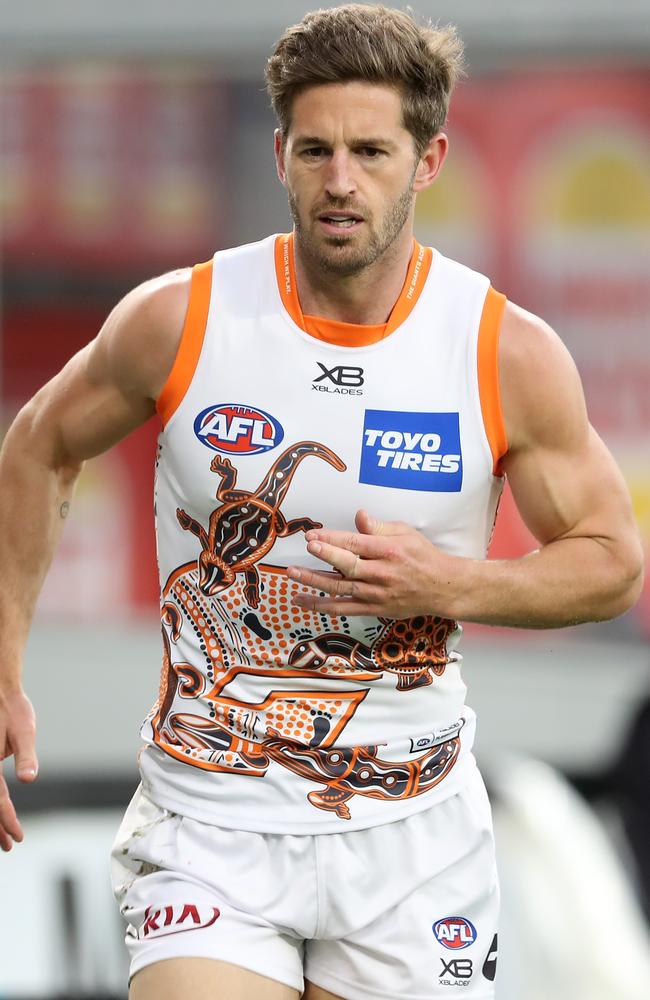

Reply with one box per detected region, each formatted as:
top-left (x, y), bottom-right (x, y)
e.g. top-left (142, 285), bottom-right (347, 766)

top-left (477, 286), bottom-right (508, 476)
top-left (156, 260), bottom-right (213, 427)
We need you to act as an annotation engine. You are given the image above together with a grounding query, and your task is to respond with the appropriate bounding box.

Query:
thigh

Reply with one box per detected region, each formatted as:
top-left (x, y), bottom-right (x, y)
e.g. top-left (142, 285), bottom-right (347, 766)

top-left (130, 958), bottom-right (300, 1000)
top-left (303, 981), bottom-right (344, 1000)
top-left (112, 789), bottom-right (305, 996)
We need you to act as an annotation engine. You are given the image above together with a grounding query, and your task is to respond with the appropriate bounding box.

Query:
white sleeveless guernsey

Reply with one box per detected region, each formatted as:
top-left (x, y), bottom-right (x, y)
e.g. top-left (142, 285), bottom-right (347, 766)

top-left (139, 233), bottom-right (507, 833)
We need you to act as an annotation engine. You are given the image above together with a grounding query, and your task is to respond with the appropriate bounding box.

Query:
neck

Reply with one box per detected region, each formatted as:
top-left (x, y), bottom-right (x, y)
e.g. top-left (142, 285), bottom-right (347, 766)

top-left (293, 226), bottom-right (415, 325)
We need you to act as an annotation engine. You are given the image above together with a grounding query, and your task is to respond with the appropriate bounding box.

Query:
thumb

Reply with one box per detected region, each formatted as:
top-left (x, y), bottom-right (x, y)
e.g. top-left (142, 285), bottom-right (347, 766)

top-left (355, 509), bottom-right (383, 535)
top-left (355, 509), bottom-right (411, 537)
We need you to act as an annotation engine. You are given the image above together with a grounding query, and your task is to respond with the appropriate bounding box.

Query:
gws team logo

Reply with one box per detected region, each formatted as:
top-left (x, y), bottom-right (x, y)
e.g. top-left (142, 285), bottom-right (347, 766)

top-left (482, 933), bottom-right (498, 981)
top-left (360, 410), bottom-right (462, 492)
top-left (433, 916), bottom-right (477, 950)
top-left (194, 403), bottom-right (284, 455)
top-left (134, 902), bottom-right (220, 940)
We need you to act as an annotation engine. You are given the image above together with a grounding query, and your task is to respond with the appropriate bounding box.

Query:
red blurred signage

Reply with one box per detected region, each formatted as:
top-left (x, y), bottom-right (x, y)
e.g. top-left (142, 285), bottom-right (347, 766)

top-left (1, 67), bottom-right (226, 268)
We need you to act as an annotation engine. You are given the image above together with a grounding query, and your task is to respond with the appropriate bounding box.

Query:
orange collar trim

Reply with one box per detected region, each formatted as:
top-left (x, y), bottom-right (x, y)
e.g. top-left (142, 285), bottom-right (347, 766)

top-left (274, 232), bottom-right (432, 347)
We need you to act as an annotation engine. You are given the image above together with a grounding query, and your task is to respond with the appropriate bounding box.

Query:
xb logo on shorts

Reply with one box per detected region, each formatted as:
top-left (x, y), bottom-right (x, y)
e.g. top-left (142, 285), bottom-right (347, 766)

top-left (439, 957), bottom-right (473, 981)
top-left (433, 916), bottom-right (477, 950)
top-left (359, 410), bottom-right (462, 492)
top-left (194, 403), bottom-right (284, 455)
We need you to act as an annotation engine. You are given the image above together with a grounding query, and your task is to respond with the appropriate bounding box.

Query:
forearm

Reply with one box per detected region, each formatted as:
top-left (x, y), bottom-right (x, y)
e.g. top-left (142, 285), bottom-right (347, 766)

top-left (0, 406), bottom-right (82, 686)
top-left (449, 534), bottom-right (644, 628)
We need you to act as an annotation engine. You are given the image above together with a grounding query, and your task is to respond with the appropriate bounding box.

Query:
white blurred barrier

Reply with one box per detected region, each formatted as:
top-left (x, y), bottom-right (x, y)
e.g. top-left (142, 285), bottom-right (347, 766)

top-left (493, 758), bottom-right (650, 1000)
top-left (1, 768), bottom-right (649, 998)
top-left (0, 810), bottom-right (128, 997)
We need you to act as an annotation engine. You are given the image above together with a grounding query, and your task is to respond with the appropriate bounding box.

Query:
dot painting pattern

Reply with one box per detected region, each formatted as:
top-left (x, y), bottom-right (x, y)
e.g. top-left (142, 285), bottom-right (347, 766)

top-left (147, 561), bottom-right (462, 821)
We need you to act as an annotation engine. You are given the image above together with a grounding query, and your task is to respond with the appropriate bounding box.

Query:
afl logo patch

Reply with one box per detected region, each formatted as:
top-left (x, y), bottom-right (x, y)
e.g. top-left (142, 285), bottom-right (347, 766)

top-left (193, 403), bottom-right (284, 455)
top-left (433, 916), bottom-right (477, 950)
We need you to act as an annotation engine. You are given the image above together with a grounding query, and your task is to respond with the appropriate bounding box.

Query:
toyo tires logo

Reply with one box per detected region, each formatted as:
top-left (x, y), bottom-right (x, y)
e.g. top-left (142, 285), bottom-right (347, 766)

top-left (193, 403), bottom-right (284, 455)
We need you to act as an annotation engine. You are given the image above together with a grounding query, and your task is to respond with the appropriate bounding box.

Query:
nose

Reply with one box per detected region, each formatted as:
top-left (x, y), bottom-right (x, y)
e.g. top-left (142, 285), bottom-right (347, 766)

top-left (324, 149), bottom-right (356, 200)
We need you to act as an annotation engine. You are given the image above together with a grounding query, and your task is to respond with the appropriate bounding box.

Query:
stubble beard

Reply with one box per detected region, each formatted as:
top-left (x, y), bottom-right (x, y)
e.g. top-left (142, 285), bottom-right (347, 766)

top-left (288, 177), bottom-right (415, 278)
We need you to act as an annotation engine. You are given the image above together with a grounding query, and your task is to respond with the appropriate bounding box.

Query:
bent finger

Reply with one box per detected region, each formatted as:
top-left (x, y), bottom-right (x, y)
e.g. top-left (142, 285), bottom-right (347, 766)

top-left (10, 739), bottom-right (38, 784)
top-left (0, 771), bottom-right (23, 850)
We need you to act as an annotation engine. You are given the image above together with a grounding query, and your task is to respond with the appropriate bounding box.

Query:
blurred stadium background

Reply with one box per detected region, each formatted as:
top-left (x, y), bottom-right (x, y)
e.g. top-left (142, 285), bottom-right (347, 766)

top-left (1, 1), bottom-right (649, 997)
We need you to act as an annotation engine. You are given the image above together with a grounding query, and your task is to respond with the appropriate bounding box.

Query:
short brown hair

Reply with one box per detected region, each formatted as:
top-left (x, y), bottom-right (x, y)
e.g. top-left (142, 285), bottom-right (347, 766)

top-left (265, 4), bottom-right (464, 155)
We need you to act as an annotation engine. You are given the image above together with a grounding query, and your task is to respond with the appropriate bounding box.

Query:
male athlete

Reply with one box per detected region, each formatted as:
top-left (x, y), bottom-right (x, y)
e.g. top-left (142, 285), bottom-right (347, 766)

top-left (0, 6), bottom-right (643, 1000)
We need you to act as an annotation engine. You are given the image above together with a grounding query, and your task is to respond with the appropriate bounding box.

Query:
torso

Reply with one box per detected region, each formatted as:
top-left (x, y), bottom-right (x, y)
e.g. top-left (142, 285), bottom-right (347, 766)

top-left (137, 233), bottom-right (507, 832)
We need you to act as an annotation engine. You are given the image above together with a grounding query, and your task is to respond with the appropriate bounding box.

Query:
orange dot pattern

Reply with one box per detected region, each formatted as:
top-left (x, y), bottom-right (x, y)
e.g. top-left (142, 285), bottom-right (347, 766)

top-left (151, 562), bottom-right (374, 770)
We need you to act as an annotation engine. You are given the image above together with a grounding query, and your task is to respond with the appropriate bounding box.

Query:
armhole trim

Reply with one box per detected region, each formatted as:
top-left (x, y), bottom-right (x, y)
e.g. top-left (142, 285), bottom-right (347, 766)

top-left (156, 260), bottom-right (213, 427)
top-left (478, 286), bottom-right (508, 476)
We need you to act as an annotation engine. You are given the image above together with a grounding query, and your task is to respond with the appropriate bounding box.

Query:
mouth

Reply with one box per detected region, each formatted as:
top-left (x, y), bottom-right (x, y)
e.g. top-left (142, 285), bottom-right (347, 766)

top-left (317, 211), bottom-right (364, 237)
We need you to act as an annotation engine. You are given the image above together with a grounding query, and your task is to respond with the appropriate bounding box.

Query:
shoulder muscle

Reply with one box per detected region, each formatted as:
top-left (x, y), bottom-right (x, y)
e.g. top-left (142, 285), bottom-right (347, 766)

top-left (499, 300), bottom-right (589, 458)
top-left (87, 268), bottom-right (191, 404)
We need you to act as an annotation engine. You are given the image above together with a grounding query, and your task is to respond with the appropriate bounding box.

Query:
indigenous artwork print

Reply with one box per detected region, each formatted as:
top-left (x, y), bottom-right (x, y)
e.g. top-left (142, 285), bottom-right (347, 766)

top-left (150, 440), bottom-right (462, 820)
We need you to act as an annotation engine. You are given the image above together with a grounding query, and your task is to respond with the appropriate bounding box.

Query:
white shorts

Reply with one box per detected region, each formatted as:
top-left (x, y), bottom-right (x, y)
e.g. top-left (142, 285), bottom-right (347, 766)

top-left (111, 764), bottom-right (499, 999)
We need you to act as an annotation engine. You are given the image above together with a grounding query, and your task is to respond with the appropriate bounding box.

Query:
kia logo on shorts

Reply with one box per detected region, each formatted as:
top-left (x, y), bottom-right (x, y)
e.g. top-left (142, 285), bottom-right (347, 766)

top-left (433, 916), bottom-right (477, 950)
top-left (137, 903), bottom-right (221, 939)
top-left (193, 403), bottom-right (284, 455)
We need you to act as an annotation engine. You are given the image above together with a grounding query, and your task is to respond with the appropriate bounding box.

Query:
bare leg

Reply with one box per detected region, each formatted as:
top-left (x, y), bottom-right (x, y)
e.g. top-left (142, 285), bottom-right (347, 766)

top-left (303, 982), bottom-right (345, 1000)
top-left (130, 958), bottom-right (300, 1000)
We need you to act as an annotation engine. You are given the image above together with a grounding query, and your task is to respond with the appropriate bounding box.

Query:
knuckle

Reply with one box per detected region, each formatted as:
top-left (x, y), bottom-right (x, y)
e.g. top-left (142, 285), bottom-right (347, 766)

top-left (347, 533), bottom-right (361, 553)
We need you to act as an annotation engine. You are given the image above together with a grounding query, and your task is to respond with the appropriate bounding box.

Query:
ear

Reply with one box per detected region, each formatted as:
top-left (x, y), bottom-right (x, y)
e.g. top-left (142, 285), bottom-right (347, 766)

top-left (274, 129), bottom-right (287, 186)
top-left (413, 133), bottom-right (449, 193)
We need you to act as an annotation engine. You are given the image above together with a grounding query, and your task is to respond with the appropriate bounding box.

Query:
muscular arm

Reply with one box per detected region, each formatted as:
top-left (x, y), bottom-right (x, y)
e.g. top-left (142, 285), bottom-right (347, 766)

top-left (288, 303), bottom-right (644, 625)
top-left (0, 269), bottom-right (189, 849)
top-left (450, 302), bottom-right (644, 625)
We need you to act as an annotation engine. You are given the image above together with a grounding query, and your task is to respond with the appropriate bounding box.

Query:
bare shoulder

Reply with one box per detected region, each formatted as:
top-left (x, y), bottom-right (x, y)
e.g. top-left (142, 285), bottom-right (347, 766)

top-left (88, 267), bottom-right (192, 402)
top-left (499, 300), bottom-right (589, 455)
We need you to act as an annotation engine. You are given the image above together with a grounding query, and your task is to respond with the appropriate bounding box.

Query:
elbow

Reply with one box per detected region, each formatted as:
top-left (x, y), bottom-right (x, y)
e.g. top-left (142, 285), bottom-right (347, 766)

top-left (601, 538), bottom-right (645, 620)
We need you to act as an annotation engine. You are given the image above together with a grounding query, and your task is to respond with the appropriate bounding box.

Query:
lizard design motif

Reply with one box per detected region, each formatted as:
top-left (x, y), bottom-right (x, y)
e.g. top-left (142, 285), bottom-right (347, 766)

top-left (176, 441), bottom-right (346, 607)
top-left (288, 615), bottom-right (456, 691)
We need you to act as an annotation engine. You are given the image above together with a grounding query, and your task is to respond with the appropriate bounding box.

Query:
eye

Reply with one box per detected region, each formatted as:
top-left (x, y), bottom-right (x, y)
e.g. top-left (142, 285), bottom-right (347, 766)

top-left (302, 147), bottom-right (328, 160)
top-left (358, 146), bottom-right (384, 158)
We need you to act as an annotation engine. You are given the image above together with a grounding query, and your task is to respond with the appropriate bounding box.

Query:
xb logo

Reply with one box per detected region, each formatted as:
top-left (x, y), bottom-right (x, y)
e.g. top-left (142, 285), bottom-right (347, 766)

top-left (314, 363), bottom-right (364, 387)
top-left (440, 958), bottom-right (473, 979)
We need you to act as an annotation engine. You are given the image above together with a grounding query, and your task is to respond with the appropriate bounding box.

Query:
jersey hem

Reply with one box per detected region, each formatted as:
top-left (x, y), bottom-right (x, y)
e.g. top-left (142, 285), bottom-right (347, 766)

top-left (139, 750), bottom-right (478, 836)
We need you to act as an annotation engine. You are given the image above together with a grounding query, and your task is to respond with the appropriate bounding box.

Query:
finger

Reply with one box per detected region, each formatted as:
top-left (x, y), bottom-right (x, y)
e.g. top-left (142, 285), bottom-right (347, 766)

top-left (303, 528), bottom-right (392, 559)
top-left (9, 709), bottom-right (38, 783)
top-left (288, 566), bottom-right (363, 598)
top-left (306, 539), bottom-right (363, 579)
top-left (0, 770), bottom-right (23, 850)
top-left (291, 594), bottom-right (381, 616)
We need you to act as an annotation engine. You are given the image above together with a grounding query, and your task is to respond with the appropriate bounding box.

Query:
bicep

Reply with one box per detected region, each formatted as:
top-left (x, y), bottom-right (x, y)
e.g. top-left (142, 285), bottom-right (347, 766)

top-left (18, 343), bottom-right (155, 468)
top-left (500, 303), bottom-right (636, 547)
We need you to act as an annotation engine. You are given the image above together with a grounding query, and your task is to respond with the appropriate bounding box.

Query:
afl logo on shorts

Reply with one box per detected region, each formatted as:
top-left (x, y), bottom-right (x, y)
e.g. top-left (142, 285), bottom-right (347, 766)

top-left (433, 916), bottom-right (477, 950)
top-left (194, 403), bottom-right (284, 456)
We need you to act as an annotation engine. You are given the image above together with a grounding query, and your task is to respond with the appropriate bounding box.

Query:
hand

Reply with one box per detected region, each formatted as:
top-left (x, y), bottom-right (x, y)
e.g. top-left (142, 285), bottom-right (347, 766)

top-left (0, 687), bottom-right (38, 852)
top-left (287, 509), bottom-right (459, 618)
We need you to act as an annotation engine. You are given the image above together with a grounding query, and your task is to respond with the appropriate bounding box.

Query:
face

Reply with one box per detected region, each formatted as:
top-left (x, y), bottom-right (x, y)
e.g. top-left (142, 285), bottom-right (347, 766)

top-left (275, 81), bottom-right (447, 277)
